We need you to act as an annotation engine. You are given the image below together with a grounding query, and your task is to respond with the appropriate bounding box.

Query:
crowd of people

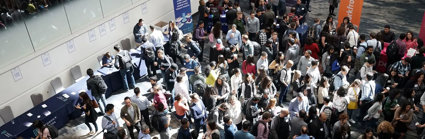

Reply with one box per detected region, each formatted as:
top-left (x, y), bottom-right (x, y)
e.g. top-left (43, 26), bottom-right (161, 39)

top-left (32, 0), bottom-right (425, 138)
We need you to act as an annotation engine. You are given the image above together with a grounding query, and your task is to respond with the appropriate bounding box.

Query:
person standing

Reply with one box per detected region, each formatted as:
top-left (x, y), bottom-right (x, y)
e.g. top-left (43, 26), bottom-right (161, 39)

top-left (246, 11), bottom-right (260, 41)
top-left (233, 12), bottom-right (246, 35)
top-left (75, 92), bottom-right (98, 136)
top-left (114, 45), bottom-right (136, 90)
top-left (308, 112), bottom-right (330, 139)
top-left (177, 118), bottom-right (191, 139)
top-left (270, 109), bottom-right (291, 139)
top-left (235, 121), bottom-right (255, 139)
top-left (133, 19), bottom-right (148, 44)
top-left (190, 93), bottom-right (207, 134)
top-left (102, 104), bottom-right (119, 136)
top-left (86, 68), bottom-right (107, 115)
top-left (149, 26), bottom-right (165, 49)
top-left (120, 97), bottom-right (141, 139)
top-left (359, 73), bottom-right (376, 124)
top-left (278, 60), bottom-right (293, 105)
top-left (346, 25), bottom-right (359, 48)
top-left (195, 21), bottom-right (208, 62)
top-left (224, 116), bottom-right (237, 139)
top-left (242, 35), bottom-right (254, 60)
top-left (226, 24), bottom-right (243, 48)
top-left (130, 87), bottom-right (151, 129)
top-left (255, 112), bottom-right (272, 139)
top-left (297, 50), bottom-right (315, 77)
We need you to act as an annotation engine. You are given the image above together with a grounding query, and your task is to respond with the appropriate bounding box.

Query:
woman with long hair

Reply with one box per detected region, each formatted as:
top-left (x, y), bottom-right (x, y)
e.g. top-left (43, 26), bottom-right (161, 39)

top-left (403, 31), bottom-right (418, 52)
top-left (214, 75), bottom-right (231, 103)
top-left (255, 66), bottom-right (268, 85)
top-left (240, 74), bottom-right (257, 101)
top-left (377, 121), bottom-right (395, 139)
top-left (209, 22), bottom-right (223, 62)
top-left (392, 102), bottom-right (414, 138)
top-left (217, 55), bottom-right (229, 79)
top-left (269, 52), bottom-right (285, 86)
top-left (203, 85), bottom-right (218, 111)
top-left (290, 70), bottom-right (302, 97)
top-left (322, 16), bottom-right (336, 33)
top-left (383, 89), bottom-right (400, 122)
top-left (75, 92), bottom-right (98, 135)
top-left (357, 128), bottom-right (377, 139)
top-left (317, 77), bottom-right (330, 108)
top-left (265, 98), bottom-right (278, 117)
top-left (258, 76), bottom-right (277, 109)
top-left (242, 55), bottom-right (256, 76)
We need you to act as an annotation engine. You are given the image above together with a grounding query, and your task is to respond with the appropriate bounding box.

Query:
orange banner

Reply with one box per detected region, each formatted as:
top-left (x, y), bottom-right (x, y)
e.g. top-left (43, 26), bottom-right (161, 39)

top-left (337, 0), bottom-right (364, 31)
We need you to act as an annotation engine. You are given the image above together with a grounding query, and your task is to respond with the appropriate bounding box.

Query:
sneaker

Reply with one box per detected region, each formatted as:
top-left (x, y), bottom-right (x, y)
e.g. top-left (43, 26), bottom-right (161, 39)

top-left (349, 119), bottom-right (356, 124)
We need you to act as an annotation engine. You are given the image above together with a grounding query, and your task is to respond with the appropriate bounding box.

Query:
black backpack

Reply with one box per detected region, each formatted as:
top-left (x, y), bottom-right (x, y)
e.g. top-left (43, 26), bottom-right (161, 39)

top-left (386, 41), bottom-right (399, 59)
top-left (241, 99), bottom-right (250, 117)
top-left (145, 47), bottom-right (156, 60)
top-left (193, 79), bottom-right (206, 96)
top-left (43, 125), bottom-right (58, 138)
top-left (251, 120), bottom-right (267, 136)
top-left (96, 76), bottom-right (107, 94)
top-left (151, 113), bottom-right (165, 132)
top-left (169, 41), bottom-right (180, 56)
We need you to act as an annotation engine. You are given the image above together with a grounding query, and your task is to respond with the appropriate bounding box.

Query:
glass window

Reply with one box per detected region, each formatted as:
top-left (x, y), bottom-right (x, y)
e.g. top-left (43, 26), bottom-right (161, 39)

top-left (0, 22), bottom-right (34, 67)
top-left (64, 0), bottom-right (103, 32)
top-left (25, 6), bottom-right (71, 50)
top-left (101, 0), bottom-right (133, 17)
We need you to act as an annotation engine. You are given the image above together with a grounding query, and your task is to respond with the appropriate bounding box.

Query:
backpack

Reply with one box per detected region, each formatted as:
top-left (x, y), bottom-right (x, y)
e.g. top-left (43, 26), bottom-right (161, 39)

top-left (145, 47), bottom-right (156, 60)
top-left (169, 41), bottom-right (180, 56)
top-left (252, 41), bottom-right (261, 56)
top-left (331, 59), bottom-right (341, 73)
top-left (96, 76), bottom-right (107, 94)
top-left (241, 99), bottom-right (250, 117)
top-left (103, 116), bottom-right (118, 139)
top-left (43, 125), bottom-right (59, 138)
top-left (329, 74), bottom-right (343, 92)
top-left (386, 41), bottom-right (399, 59)
top-left (373, 41), bottom-right (382, 58)
top-left (251, 120), bottom-right (267, 136)
top-left (117, 51), bottom-right (132, 69)
top-left (193, 79), bottom-right (206, 96)
top-left (323, 106), bottom-right (338, 125)
top-left (151, 113), bottom-right (165, 132)
top-left (308, 24), bottom-right (320, 40)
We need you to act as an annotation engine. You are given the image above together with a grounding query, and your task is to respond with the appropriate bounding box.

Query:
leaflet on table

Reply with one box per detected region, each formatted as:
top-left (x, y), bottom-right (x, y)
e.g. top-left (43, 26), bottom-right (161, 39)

top-left (43, 111), bottom-right (51, 116)
top-left (24, 122), bottom-right (32, 127)
top-left (26, 113), bottom-right (33, 117)
top-left (42, 104), bottom-right (47, 108)
top-left (62, 94), bottom-right (70, 99)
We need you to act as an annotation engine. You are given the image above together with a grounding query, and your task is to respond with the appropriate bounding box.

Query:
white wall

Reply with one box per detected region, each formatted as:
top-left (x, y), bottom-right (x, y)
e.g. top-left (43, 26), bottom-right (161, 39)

top-left (0, 0), bottom-right (199, 125)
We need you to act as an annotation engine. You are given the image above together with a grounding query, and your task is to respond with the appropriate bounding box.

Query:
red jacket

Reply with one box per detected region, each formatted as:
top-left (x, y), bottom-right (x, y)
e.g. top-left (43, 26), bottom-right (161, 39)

top-left (304, 43), bottom-right (320, 59)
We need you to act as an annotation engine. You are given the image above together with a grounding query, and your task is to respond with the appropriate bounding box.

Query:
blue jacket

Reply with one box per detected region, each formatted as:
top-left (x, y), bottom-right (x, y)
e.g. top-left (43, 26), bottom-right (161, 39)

top-left (191, 101), bottom-right (207, 125)
top-left (224, 124), bottom-right (237, 139)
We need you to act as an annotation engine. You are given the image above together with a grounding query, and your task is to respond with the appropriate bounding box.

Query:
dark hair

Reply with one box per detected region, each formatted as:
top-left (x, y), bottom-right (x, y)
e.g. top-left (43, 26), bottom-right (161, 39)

top-left (32, 120), bottom-right (44, 129)
top-left (275, 52), bottom-right (285, 63)
top-left (207, 120), bottom-right (217, 130)
top-left (79, 92), bottom-right (92, 105)
top-left (337, 87), bottom-right (346, 97)
top-left (242, 121), bottom-right (252, 130)
top-left (399, 33), bottom-right (406, 40)
top-left (308, 106), bottom-right (317, 118)
top-left (306, 37), bottom-right (314, 45)
top-left (211, 133), bottom-right (220, 139)
top-left (105, 104), bottom-right (114, 112)
top-left (175, 94), bottom-right (182, 101)
top-left (301, 125), bottom-right (308, 134)
top-left (191, 130), bottom-right (199, 139)
top-left (223, 116), bottom-right (231, 123)
top-left (299, 110), bottom-right (307, 119)
top-left (138, 19), bottom-right (143, 23)
top-left (113, 45), bottom-right (121, 51)
top-left (181, 118), bottom-right (189, 126)
top-left (362, 128), bottom-right (374, 139)
top-left (124, 96), bottom-right (131, 101)
top-left (323, 97), bottom-right (331, 103)
top-left (260, 76), bottom-right (272, 90)
top-left (117, 128), bottom-right (126, 138)
top-left (86, 68), bottom-right (94, 76)
top-left (262, 112), bottom-right (272, 120)
top-left (204, 85), bottom-right (218, 98)
top-left (176, 75), bottom-right (183, 82)
top-left (360, 34), bottom-right (366, 40)
top-left (213, 22), bottom-right (222, 39)
top-left (374, 93), bottom-right (384, 103)
top-left (406, 31), bottom-right (415, 41)
top-left (319, 77), bottom-right (328, 87)
top-left (311, 60), bottom-right (318, 66)
top-left (246, 55), bottom-right (255, 64)
top-left (157, 102), bottom-right (165, 111)
top-left (266, 4), bottom-right (271, 10)
top-left (134, 87), bottom-right (140, 95)
top-left (384, 25), bottom-right (391, 29)
top-left (366, 73), bottom-right (373, 81)
top-left (367, 58), bottom-right (375, 65)
top-left (339, 113), bottom-right (349, 120)
top-left (370, 32), bottom-right (376, 38)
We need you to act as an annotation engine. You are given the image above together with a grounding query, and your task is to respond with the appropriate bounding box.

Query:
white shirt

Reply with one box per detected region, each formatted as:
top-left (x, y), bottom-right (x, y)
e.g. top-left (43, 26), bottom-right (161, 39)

top-left (175, 82), bottom-right (190, 101)
top-left (230, 74), bottom-right (243, 92)
top-left (149, 29), bottom-right (164, 47)
top-left (346, 30), bottom-right (359, 47)
top-left (228, 101), bottom-right (243, 124)
top-left (307, 67), bottom-right (321, 88)
top-left (360, 80), bottom-right (376, 101)
top-left (367, 39), bottom-right (381, 51)
top-left (280, 67), bottom-right (292, 85)
top-left (360, 64), bottom-right (373, 80)
top-left (347, 86), bottom-right (360, 102)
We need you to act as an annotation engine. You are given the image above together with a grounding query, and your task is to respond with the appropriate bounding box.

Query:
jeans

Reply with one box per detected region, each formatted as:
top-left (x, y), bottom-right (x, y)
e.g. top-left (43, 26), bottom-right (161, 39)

top-left (194, 119), bottom-right (206, 134)
top-left (278, 84), bottom-right (289, 106)
top-left (93, 94), bottom-right (107, 113)
top-left (119, 67), bottom-right (136, 90)
top-left (358, 100), bottom-right (373, 122)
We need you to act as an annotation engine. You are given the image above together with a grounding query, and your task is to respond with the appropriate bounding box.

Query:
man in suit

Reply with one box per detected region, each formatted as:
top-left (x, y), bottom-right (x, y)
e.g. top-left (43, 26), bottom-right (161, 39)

top-left (308, 112), bottom-right (330, 139)
top-left (120, 97), bottom-right (141, 139)
top-left (190, 93), bottom-right (207, 134)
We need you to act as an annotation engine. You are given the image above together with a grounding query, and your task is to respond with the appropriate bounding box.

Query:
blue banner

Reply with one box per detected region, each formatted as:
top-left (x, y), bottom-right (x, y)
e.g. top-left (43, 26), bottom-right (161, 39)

top-left (173, 0), bottom-right (193, 34)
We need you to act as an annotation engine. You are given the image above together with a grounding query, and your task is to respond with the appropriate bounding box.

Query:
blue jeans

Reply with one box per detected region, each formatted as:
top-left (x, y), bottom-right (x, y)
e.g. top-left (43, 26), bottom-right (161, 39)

top-left (119, 67), bottom-right (136, 90)
top-left (278, 84), bottom-right (289, 105)
top-left (93, 94), bottom-right (107, 113)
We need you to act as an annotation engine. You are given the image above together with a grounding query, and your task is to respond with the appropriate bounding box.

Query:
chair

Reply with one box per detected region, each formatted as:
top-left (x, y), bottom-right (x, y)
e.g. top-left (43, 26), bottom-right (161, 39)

top-left (0, 106), bottom-right (13, 124)
top-left (121, 38), bottom-right (131, 51)
top-left (97, 55), bottom-right (103, 65)
top-left (70, 65), bottom-right (83, 82)
top-left (50, 77), bottom-right (64, 93)
top-left (31, 94), bottom-right (43, 106)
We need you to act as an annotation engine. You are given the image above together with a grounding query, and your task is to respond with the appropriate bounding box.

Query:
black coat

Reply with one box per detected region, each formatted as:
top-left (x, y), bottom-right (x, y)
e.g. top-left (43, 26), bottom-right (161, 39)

top-left (308, 118), bottom-right (329, 139)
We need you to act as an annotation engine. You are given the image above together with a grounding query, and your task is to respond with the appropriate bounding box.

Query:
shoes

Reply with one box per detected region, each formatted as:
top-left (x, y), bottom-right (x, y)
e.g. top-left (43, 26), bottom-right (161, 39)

top-left (349, 119), bottom-right (356, 124)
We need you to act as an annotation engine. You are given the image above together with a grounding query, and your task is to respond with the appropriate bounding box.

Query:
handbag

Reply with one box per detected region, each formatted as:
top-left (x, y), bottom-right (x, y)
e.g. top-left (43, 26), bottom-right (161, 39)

top-left (347, 87), bottom-right (358, 109)
top-left (91, 100), bottom-right (99, 108)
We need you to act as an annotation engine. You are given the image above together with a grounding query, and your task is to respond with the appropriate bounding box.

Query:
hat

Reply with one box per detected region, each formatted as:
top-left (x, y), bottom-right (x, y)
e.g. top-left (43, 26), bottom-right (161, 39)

top-left (217, 39), bottom-right (222, 44)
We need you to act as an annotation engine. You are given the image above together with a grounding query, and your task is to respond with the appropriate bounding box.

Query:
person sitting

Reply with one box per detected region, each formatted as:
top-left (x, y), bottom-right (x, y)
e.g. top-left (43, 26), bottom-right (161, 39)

top-left (32, 120), bottom-right (51, 139)
top-left (101, 52), bottom-right (114, 68)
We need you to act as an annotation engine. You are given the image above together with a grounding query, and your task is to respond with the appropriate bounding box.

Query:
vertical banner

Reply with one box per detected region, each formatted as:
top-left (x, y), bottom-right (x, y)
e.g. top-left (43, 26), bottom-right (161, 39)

top-left (337, 0), bottom-right (364, 31)
top-left (173, 0), bottom-right (193, 34)
top-left (419, 11), bottom-right (425, 42)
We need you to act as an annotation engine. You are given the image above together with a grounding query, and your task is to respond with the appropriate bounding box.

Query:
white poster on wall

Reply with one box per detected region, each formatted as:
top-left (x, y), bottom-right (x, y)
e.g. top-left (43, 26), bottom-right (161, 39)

top-left (88, 29), bottom-right (97, 42)
top-left (41, 52), bottom-right (51, 67)
top-left (122, 12), bottom-right (129, 24)
top-left (99, 23), bottom-right (107, 37)
top-left (109, 18), bottom-right (116, 31)
top-left (141, 3), bottom-right (148, 14)
top-left (11, 67), bottom-right (23, 81)
top-left (67, 40), bottom-right (76, 53)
